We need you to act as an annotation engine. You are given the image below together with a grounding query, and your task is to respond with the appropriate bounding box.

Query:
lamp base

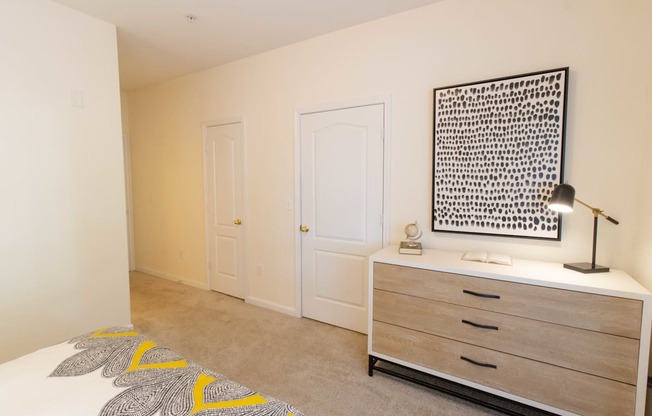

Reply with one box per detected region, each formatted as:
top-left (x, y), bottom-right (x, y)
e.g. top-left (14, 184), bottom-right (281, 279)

top-left (563, 262), bottom-right (610, 274)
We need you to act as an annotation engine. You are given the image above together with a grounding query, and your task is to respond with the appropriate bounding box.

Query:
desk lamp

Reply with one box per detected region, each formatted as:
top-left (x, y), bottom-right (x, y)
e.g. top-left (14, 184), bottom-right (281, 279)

top-left (547, 183), bottom-right (619, 273)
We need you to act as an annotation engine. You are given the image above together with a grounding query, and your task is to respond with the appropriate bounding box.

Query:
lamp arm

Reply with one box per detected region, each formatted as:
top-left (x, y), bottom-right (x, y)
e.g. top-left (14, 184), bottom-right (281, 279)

top-left (574, 198), bottom-right (619, 225)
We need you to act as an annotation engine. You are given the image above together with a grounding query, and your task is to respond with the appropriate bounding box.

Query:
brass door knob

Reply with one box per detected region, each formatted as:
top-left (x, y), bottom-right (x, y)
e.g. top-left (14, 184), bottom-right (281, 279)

top-left (300, 225), bottom-right (310, 233)
top-left (234, 219), bottom-right (242, 225)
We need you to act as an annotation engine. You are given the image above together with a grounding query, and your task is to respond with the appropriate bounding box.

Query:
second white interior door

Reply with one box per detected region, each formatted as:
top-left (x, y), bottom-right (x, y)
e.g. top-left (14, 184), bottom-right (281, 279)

top-left (204, 121), bottom-right (246, 299)
top-left (300, 103), bottom-right (385, 333)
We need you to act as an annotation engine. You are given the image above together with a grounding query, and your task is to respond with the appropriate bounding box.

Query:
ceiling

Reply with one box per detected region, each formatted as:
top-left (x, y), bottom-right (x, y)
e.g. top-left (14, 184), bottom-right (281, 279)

top-left (52, 0), bottom-right (444, 91)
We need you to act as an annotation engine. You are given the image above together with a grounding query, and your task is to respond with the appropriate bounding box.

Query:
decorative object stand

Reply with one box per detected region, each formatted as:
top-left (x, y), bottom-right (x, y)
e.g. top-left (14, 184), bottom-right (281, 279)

top-left (368, 246), bottom-right (652, 416)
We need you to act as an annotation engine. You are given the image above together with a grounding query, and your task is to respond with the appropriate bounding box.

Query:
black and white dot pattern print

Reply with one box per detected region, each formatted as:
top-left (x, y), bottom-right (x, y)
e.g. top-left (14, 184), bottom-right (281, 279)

top-left (432, 68), bottom-right (568, 239)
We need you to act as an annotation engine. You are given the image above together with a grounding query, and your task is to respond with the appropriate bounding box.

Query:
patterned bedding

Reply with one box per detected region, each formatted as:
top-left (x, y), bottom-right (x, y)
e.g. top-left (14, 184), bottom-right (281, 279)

top-left (0, 327), bottom-right (304, 416)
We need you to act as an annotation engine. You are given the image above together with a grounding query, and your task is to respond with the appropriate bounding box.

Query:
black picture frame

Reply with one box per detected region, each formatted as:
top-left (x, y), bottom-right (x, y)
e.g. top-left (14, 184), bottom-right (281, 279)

top-left (432, 67), bottom-right (569, 240)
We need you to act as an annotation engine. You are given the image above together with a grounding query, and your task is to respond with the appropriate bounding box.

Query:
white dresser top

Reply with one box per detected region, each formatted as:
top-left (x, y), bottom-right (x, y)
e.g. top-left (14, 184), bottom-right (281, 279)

top-left (371, 246), bottom-right (652, 300)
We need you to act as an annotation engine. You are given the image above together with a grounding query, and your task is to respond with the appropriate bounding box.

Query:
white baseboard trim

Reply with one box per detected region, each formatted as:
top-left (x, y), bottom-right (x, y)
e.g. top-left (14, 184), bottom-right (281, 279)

top-left (134, 267), bottom-right (209, 291)
top-left (246, 296), bottom-right (298, 317)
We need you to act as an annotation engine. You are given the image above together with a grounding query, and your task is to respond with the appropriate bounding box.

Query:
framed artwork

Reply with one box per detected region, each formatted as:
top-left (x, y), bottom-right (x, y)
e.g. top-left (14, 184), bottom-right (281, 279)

top-left (432, 67), bottom-right (569, 240)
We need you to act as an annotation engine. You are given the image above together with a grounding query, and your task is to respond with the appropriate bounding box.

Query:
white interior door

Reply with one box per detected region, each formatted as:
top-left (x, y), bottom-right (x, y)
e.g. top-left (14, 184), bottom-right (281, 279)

top-left (204, 121), bottom-right (246, 299)
top-left (300, 104), bottom-right (385, 333)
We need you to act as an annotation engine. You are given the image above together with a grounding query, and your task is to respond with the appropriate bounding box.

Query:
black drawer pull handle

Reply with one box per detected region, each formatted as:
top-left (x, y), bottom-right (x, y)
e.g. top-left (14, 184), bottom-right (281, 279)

top-left (460, 356), bottom-right (497, 369)
top-left (463, 289), bottom-right (500, 299)
top-left (462, 319), bottom-right (499, 331)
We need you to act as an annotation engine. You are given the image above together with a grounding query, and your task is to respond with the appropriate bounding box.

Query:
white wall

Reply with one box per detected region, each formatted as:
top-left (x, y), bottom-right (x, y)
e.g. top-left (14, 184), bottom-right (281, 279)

top-left (127, 0), bottom-right (652, 313)
top-left (0, 0), bottom-right (131, 363)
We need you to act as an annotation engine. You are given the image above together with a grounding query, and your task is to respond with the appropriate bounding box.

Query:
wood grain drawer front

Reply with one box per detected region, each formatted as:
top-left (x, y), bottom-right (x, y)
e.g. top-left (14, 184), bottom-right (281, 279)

top-left (373, 289), bottom-right (639, 384)
top-left (373, 262), bottom-right (643, 338)
top-left (373, 321), bottom-right (636, 416)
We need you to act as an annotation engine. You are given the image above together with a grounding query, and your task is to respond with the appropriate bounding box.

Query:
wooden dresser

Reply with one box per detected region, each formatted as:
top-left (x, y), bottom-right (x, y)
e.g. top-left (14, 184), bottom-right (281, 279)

top-left (368, 247), bottom-right (652, 416)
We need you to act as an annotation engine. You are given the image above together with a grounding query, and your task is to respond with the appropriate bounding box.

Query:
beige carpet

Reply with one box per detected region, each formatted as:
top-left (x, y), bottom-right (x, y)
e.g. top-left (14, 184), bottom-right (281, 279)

top-left (130, 271), bottom-right (540, 416)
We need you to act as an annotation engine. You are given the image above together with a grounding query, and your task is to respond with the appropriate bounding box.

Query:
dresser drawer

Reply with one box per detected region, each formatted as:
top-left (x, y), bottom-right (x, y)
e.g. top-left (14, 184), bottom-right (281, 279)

top-left (374, 289), bottom-right (639, 384)
top-left (374, 262), bottom-right (643, 338)
top-left (373, 321), bottom-right (636, 415)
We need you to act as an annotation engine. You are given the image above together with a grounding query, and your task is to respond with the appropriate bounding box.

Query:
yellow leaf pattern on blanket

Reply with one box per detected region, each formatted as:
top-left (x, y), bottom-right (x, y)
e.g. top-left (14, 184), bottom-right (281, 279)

top-left (90, 327), bottom-right (140, 338)
top-left (50, 327), bottom-right (303, 416)
top-left (125, 340), bottom-right (188, 372)
top-left (191, 373), bottom-right (268, 414)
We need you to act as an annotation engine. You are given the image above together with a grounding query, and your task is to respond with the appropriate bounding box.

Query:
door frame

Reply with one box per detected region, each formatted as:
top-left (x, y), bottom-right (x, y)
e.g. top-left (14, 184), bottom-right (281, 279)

top-left (202, 116), bottom-right (249, 297)
top-left (122, 130), bottom-right (136, 271)
top-left (293, 96), bottom-right (391, 318)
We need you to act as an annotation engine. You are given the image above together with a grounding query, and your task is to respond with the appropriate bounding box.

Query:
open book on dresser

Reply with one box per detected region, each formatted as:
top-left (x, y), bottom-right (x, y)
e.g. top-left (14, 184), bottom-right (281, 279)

top-left (461, 251), bottom-right (512, 266)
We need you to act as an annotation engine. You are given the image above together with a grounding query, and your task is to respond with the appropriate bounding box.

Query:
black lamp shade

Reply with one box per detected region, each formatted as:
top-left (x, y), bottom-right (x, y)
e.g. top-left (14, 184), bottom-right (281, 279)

top-left (548, 184), bottom-right (575, 213)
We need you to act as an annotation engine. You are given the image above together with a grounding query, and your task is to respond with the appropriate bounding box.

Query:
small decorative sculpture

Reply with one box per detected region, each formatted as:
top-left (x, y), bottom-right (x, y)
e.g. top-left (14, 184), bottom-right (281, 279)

top-left (404, 222), bottom-right (422, 241)
top-left (399, 221), bottom-right (423, 255)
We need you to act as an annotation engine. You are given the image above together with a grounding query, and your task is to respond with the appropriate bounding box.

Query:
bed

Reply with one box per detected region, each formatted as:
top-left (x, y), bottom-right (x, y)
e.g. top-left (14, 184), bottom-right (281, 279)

top-left (0, 327), bottom-right (304, 416)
